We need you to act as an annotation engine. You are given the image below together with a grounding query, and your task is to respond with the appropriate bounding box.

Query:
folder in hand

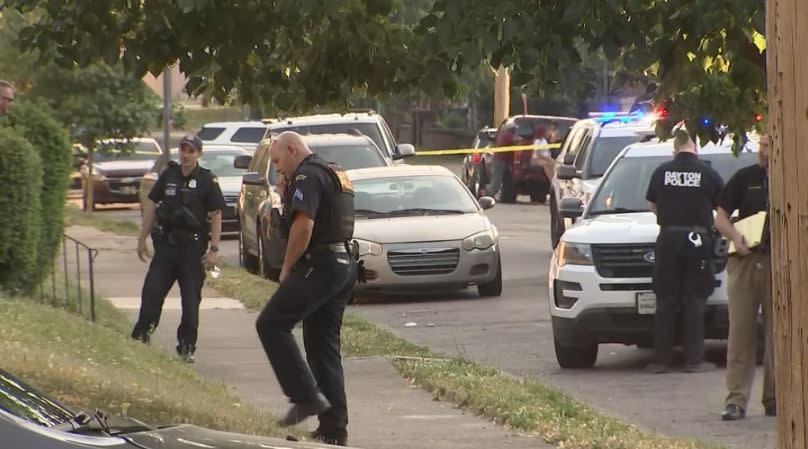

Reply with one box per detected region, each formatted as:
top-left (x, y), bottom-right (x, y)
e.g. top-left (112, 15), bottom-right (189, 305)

top-left (728, 211), bottom-right (767, 254)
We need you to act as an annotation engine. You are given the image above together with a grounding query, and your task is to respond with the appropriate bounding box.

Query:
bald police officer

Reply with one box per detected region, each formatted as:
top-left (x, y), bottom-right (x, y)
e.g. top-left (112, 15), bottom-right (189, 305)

top-left (133, 134), bottom-right (226, 363)
top-left (645, 129), bottom-right (724, 373)
top-left (255, 132), bottom-right (358, 446)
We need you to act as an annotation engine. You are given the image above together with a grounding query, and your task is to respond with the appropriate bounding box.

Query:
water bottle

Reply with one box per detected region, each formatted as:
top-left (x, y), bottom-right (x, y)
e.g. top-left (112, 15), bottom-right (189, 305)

top-left (208, 265), bottom-right (221, 279)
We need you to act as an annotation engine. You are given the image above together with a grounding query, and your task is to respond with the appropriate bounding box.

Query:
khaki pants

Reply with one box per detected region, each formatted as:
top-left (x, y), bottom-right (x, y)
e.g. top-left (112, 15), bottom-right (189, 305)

top-left (725, 252), bottom-right (775, 410)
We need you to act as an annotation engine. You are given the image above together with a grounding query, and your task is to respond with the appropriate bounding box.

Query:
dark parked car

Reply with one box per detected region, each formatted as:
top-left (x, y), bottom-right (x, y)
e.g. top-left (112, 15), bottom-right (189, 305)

top-left (0, 368), bottom-right (338, 449)
top-left (237, 133), bottom-right (392, 279)
top-left (80, 138), bottom-right (163, 210)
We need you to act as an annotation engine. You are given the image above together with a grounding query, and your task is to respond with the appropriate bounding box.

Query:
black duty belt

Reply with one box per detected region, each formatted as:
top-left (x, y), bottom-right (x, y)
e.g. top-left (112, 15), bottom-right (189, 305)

top-left (660, 225), bottom-right (709, 234)
top-left (306, 242), bottom-right (349, 257)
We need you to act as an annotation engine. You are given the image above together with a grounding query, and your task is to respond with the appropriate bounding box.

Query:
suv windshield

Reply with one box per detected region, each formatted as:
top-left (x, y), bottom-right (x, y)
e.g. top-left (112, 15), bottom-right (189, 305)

top-left (588, 152), bottom-right (758, 216)
top-left (590, 135), bottom-right (649, 177)
top-left (353, 175), bottom-right (478, 217)
top-left (271, 123), bottom-right (386, 157)
top-left (199, 150), bottom-right (249, 177)
top-left (0, 371), bottom-right (73, 427)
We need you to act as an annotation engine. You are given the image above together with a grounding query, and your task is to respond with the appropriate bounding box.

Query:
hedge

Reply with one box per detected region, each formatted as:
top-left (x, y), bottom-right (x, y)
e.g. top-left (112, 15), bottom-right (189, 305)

top-left (0, 128), bottom-right (43, 293)
top-left (6, 101), bottom-right (73, 286)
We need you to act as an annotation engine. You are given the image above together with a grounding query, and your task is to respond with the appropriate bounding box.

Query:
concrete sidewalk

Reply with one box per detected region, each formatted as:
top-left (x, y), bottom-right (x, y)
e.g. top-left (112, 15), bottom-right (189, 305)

top-left (68, 225), bottom-right (549, 449)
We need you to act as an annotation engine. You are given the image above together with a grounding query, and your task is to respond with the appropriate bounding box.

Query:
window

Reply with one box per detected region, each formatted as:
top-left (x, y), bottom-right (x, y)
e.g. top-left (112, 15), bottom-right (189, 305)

top-left (308, 143), bottom-right (388, 170)
top-left (198, 150), bottom-right (249, 177)
top-left (587, 152), bottom-right (758, 216)
top-left (270, 123), bottom-right (388, 158)
top-left (231, 127), bottom-right (268, 143)
top-left (197, 127), bottom-right (226, 140)
top-left (573, 132), bottom-right (593, 170)
top-left (559, 129), bottom-right (584, 164)
top-left (588, 135), bottom-right (647, 177)
top-left (353, 175), bottom-right (478, 217)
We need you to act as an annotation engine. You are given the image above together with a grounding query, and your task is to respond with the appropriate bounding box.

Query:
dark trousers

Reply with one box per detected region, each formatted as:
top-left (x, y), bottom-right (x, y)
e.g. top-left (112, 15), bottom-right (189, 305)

top-left (256, 251), bottom-right (357, 433)
top-left (132, 233), bottom-right (205, 352)
top-left (652, 230), bottom-right (714, 366)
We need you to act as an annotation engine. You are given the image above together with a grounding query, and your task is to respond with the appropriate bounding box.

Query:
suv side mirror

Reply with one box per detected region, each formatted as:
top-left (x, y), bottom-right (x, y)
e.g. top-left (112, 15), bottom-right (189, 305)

top-left (242, 172), bottom-right (268, 187)
top-left (477, 196), bottom-right (495, 210)
top-left (559, 197), bottom-right (584, 219)
top-left (393, 143), bottom-right (415, 160)
top-left (234, 155), bottom-right (252, 169)
top-left (556, 164), bottom-right (580, 180)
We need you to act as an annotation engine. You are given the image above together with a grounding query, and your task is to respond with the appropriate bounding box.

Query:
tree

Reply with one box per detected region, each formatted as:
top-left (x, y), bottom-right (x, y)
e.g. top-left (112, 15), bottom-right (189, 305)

top-left (25, 62), bottom-right (160, 213)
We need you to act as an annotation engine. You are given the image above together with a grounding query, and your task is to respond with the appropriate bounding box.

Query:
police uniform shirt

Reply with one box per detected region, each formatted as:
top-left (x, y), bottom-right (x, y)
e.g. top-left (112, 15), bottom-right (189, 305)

top-left (718, 163), bottom-right (770, 248)
top-left (149, 162), bottom-right (227, 229)
top-left (645, 152), bottom-right (724, 227)
top-left (285, 154), bottom-right (337, 246)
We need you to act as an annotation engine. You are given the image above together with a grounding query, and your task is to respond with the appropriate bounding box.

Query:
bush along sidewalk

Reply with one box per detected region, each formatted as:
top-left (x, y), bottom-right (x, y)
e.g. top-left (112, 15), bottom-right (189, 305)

top-left (208, 265), bottom-right (725, 449)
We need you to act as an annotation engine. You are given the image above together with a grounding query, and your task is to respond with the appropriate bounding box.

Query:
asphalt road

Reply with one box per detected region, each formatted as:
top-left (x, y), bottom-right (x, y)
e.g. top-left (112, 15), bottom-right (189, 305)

top-left (78, 163), bottom-right (775, 449)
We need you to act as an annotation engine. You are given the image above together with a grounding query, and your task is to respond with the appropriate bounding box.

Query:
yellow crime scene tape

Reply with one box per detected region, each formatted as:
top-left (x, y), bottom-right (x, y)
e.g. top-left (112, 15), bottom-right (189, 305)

top-left (414, 143), bottom-right (561, 156)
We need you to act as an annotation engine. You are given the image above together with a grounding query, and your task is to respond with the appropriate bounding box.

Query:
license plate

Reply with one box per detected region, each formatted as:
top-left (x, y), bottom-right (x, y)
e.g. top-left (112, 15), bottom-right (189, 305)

top-left (121, 186), bottom-right (137, 195)
top-left (637, 292), bottom-right (656, 315)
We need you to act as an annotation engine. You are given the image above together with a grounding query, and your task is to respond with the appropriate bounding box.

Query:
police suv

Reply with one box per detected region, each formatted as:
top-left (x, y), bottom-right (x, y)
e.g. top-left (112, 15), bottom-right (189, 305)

top-left (548, 135), bottom-right (759, 369)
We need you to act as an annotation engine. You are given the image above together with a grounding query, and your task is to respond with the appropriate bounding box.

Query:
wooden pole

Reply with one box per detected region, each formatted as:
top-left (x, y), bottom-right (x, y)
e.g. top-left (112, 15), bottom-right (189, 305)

top-left (494, 65), bottom-right (510, 126)
top-left (766, 0), bottom-right (807, 447)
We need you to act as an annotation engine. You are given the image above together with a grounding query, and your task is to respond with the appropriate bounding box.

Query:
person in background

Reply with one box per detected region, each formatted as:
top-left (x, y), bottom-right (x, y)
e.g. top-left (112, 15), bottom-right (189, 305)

top-left (0, 80), bottom-right (15, 116)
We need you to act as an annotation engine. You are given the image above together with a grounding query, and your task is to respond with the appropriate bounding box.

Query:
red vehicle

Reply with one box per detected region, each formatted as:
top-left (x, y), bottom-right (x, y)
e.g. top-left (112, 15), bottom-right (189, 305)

top-left (470, 115), bottom-right (577, 204)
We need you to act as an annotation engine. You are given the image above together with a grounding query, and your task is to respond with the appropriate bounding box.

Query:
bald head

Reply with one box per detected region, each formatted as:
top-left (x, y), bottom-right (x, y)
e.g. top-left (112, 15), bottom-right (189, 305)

top-left (673, 128), bottom-right (696, 154)
top-left (269, 131), bottom-right (313, 179)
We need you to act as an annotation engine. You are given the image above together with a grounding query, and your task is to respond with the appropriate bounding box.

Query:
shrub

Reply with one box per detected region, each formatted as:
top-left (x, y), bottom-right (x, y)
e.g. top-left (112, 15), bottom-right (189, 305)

top-left (0, 128), bottom-right (43, 293)
top-left (5, 100), bottom-right (73, 285)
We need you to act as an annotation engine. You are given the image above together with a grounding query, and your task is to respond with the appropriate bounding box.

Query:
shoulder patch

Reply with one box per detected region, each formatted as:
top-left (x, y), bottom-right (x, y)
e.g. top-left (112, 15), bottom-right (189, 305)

top-left (212, 176), bottom-right (219, 184)
top-left (334, 169), bottom-right (353, 191)
top-left (295, 174), bottom-right (307, 181)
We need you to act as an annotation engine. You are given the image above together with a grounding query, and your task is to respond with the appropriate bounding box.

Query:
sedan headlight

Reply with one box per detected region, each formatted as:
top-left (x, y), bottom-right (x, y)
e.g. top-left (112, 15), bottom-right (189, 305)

top-left (556, 242), bottom-right (593, 266)
top-left (354, 239), bottom-right (383, 256)
top-left (462, 231), bottom-right (495, 251)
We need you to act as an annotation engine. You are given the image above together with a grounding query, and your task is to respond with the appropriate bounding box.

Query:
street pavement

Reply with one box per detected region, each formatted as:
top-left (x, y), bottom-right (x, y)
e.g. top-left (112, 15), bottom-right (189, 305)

top-left (70, 159), bottom-right (776, 449)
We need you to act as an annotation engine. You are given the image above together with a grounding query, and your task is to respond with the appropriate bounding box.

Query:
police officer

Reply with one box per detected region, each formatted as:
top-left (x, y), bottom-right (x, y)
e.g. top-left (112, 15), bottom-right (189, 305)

top-left (645, 129), bottom-right (724, 373)
top-left (714, 133), bottom-right (775, 420)
top-left (132, 134), bottom-right (226, 363)
top-left (255, 132), bottom-right (357, 446)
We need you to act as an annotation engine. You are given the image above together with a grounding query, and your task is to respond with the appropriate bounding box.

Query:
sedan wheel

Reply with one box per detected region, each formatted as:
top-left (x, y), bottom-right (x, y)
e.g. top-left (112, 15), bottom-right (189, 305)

top-left (477, 255), bottom-right (502, 297)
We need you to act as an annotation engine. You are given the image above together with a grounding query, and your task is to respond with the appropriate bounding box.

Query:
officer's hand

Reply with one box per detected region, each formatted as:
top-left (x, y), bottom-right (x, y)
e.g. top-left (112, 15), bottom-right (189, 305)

top-left (275, 175), bottom-right (287, 197)
top-left (279, 267), bottom-right (290, 284)
top-left (137, 238), bottom-right (151, 262)
top-left (204, 251), bottom-right (218, 271)
top-left (733, 235), bottom-right (751, 256)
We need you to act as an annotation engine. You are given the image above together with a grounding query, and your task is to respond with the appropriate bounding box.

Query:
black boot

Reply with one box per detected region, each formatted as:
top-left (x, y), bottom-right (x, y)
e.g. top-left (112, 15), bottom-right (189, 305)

top-left (310, 428), bottom-right (348, 446)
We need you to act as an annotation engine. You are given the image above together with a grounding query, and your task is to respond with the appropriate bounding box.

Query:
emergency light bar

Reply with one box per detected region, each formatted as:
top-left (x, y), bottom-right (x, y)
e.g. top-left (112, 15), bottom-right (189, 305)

top-left (588, 110), bottom-right (650, 124)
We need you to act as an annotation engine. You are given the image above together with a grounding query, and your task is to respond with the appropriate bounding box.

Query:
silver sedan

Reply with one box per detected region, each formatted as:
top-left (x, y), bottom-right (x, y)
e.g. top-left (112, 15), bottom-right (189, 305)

top-left (349, 165), bottom-right (502, 298)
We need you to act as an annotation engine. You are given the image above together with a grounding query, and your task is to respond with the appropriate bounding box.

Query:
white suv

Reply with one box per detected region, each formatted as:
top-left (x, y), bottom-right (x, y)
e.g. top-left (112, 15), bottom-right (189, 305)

top-left (262, 110), bottom-right (415, 162)
top-left (197, 121), bottom-right (268, 153)
top-left (548, 136), bottom-right (759, 369)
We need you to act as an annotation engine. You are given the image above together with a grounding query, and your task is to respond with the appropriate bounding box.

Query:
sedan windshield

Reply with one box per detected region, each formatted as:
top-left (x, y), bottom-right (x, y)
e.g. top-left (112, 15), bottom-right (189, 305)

top-left (588, 152), bottom-right (758, 216)
top-left (353, 175), bottom-right (478, 218)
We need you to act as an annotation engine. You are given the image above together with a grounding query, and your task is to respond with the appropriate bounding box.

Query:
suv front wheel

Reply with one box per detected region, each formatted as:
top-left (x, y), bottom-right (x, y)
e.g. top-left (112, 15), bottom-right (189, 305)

top-left (554, 339), bottom-right (598, 369)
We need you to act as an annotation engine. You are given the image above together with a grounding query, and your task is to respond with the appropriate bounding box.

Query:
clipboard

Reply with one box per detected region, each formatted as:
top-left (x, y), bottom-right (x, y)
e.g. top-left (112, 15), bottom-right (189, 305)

top-left (728, 211), bottom-right (767, 254)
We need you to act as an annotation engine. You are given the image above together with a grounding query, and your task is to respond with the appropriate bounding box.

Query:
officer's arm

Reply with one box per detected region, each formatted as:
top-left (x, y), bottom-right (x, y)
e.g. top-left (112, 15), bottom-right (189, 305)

top-left (209, 209), bottom-right (222, 249)
top-left (715, 207), bottom-right (740, 242)
top-left (140, 200), bottom-right (157, 241)
top-left (206, 175), bottom-right (227, 251)
top-left (282, 212), bottom-right (314, 274)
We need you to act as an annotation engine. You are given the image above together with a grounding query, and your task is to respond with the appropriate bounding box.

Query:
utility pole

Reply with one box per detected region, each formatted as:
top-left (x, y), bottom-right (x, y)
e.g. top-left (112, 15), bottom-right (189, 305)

top-left (493, 65), bottom-right (510, 126)
top-left (766, 0), bottom-right (807, 447)
top-left (162, 66), bottom-right (172, 166)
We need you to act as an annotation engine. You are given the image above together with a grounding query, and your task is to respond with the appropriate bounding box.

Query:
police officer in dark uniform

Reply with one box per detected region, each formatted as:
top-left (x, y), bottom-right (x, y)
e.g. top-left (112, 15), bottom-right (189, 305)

top-left (133, 134), bottom-right (226, 363)
top-left (645, 129), bottom-right (724, 373)
top-left (255, 132), bottom-right (358, 447)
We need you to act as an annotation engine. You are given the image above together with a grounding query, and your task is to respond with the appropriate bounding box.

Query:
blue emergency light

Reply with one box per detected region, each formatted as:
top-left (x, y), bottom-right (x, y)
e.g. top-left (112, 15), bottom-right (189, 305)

top-left (588, 110), bottom-right (648, 124)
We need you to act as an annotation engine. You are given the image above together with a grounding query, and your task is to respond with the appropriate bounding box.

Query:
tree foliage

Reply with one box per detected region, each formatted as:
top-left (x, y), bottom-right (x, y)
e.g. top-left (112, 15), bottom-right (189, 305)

top-left (1, 0), bottom-right (767, 150)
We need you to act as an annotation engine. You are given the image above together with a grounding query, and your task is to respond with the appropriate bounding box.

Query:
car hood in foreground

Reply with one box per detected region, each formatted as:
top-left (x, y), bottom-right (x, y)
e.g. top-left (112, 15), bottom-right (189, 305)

top-left (126, 424), bottom-right (342, 449)
top-left (354, 212), bottom-right (492, 243)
